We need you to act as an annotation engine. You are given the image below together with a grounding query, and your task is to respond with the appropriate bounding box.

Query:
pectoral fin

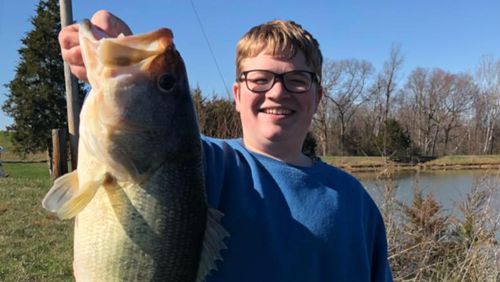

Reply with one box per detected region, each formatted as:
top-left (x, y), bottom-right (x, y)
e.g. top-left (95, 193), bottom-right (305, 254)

top-left (42, 171), bottom-right (80, 214)
top-left (42, 171), bottom-right (112, 219)
top-left (196, 208), bottom-right (230, 282)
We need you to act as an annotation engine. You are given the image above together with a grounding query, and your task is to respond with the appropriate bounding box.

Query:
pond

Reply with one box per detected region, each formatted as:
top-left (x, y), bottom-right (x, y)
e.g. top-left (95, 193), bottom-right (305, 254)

top-left (354, 169), bottom-right (500, 216)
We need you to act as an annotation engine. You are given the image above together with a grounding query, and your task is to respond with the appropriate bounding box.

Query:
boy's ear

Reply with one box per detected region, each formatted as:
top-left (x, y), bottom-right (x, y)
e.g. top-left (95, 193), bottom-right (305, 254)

top-left (233, 82), bottom-right (241, 113)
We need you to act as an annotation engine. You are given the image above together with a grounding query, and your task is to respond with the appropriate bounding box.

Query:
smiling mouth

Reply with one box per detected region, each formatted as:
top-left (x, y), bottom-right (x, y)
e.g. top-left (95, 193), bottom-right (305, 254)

top-left (261, 108), bottom-right (294, 115)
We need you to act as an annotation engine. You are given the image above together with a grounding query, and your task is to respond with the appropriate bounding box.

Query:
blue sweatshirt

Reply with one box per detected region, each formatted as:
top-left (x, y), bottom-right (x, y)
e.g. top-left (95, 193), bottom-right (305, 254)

top-left (202, 137), bottom-right (392, 282)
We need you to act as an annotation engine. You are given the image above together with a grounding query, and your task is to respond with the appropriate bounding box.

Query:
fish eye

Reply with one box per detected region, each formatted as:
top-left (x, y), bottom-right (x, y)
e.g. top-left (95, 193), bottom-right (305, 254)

top-left (157, 73), bottom-right (177, 93)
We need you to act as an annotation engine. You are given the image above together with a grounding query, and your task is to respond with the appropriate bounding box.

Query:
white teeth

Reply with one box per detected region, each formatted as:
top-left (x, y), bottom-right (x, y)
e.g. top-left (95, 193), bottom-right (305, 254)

top-left (262, 108), bottom-right (292, 115)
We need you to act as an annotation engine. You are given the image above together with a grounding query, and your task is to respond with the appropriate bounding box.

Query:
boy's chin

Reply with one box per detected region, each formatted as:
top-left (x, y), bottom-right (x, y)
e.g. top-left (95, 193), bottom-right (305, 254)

top-left (262, 130), bottom-right (302, 145)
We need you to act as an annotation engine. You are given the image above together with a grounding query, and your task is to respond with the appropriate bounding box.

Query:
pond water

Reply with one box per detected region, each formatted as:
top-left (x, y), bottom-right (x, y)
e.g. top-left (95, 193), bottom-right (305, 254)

top-left (354, 169), bottom-right (500, 216)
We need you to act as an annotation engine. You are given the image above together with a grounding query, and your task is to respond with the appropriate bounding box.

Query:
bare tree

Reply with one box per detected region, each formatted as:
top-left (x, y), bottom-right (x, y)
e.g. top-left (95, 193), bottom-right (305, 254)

top-left (382, 45), bottom-right (404, 122)
top-left (427, 69), bottom-right (456, 155)
top-left (313, 59), bottom-right (342, 156)
top-left (440, 73), bottom-right (476, 154)
top-left (321, 59), bottom-right (374, 154)
top-left (403, 68), bottom-right (433, 154)
top-left (312, 95), bottom-right (334, 156)
top-left (371, 44), bottom-right (404, 155)
top-left (314, 52), bottom-right (499, 156)
top-left (400, 68), bottom-right (475, 156)
top-left (475, 55), bottom-right (500, 154)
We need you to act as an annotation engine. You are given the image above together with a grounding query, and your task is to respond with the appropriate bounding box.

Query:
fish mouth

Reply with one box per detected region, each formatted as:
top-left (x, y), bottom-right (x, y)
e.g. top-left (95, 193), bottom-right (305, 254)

top-left (79, 19), bottom-right (174, 80)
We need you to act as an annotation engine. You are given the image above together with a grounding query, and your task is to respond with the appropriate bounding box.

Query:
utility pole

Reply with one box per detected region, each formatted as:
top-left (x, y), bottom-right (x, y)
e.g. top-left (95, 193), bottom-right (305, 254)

top-left (59, 0), bottom-right (80, 171)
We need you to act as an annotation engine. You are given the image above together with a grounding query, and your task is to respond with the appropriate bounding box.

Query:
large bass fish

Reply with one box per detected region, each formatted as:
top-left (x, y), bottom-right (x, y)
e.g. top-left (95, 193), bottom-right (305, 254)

top-left (43, 19), bottom-right (227, 281)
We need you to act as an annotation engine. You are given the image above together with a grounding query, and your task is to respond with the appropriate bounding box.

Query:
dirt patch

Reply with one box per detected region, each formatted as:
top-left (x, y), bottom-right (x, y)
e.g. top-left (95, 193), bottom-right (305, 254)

top-left (0, 203), bottom-right (9, 215)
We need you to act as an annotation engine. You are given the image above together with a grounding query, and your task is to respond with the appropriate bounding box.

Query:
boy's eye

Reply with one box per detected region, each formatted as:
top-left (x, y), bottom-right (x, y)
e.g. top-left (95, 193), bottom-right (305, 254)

top-left (247, 72), bottom-right (273, 85)
top-left (250, 77), bottom-right (271, 85)
top-left (286, 74), bottom-right (310, 86)
top-left (288, 78), bottom-right (308, 86)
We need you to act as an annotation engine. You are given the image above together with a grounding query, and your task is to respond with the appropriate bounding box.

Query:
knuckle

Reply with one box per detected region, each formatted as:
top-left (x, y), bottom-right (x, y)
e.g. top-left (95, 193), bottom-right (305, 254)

top-left (58, 24), bottom-right (79, 48)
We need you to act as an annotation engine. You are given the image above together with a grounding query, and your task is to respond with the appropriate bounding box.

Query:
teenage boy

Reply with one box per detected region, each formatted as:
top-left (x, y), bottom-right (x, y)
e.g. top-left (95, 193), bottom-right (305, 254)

top-left (59, 10), bottom-right (392, 281)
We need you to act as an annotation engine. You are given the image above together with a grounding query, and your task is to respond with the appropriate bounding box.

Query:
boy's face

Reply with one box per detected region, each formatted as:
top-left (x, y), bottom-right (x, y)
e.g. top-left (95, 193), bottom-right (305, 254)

top-left (233, 50), bottom-right (322, 155)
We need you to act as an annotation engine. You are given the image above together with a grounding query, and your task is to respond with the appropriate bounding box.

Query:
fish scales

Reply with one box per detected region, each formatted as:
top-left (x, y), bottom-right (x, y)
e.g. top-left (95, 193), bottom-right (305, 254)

top-left (75, 164), bottom-right (207, 281)
top-left (43, 19), bottom-right (227, 282)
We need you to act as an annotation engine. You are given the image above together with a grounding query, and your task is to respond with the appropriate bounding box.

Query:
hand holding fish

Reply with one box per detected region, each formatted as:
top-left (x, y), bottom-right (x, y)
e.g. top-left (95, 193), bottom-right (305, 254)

top-left (59, 10), bottom-right (132, 81)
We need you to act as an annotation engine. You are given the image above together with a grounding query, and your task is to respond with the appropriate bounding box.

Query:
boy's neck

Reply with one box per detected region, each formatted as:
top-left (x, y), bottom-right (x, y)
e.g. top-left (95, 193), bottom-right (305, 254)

top-left (242, 139), bottom-right (313, 167)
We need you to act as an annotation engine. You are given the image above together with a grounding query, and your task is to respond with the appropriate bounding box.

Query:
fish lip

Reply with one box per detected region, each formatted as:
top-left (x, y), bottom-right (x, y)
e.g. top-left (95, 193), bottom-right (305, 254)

top-left (80, 18), bottom-right (115, 42)
top-left (79, 19), bottom-right (98, 42)
top-left (79, 19), bottom-right (175, 82)
top-left (79, 19), bottom-right (173, 49)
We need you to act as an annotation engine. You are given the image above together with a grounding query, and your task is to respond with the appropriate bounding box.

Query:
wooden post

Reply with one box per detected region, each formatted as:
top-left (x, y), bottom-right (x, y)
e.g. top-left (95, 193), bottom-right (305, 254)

top-left (52, 129), bottom-right (68, 179)
top-left (60, 0), bottom-right (80, 171)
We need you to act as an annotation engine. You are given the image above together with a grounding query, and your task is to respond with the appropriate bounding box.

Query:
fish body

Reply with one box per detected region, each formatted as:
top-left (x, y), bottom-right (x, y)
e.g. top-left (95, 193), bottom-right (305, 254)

top-left (43, 19), bottom-right (226, 281)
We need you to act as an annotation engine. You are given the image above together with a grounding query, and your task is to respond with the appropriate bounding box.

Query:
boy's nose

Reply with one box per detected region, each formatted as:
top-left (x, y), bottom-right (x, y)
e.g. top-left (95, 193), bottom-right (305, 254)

top-left (265, 80), bottom-right (289, 99)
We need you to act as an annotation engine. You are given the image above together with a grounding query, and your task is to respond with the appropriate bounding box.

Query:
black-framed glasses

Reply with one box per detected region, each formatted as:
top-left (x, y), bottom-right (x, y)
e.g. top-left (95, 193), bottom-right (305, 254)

top-left (238, 69), bottom-right (320, 94)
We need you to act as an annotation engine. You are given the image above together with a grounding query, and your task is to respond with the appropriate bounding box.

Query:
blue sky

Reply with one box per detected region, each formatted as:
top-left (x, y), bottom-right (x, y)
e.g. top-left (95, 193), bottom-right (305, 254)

top-left (0, 0), bottom-right (499, 130)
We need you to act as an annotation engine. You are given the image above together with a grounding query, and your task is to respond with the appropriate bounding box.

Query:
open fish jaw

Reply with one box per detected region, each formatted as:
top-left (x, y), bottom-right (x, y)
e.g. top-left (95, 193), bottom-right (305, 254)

top-left (78, 18), bottom-right (196, 181)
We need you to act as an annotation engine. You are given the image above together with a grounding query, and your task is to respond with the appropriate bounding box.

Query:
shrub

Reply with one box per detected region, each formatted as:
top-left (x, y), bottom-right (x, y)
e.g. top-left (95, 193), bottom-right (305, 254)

top-left (378, 173), bottom-right (499, 281)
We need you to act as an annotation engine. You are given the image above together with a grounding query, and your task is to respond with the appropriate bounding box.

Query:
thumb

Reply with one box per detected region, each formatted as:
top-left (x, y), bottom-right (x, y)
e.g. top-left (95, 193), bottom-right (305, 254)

top-left (90, 10), bottom-right (133, 39)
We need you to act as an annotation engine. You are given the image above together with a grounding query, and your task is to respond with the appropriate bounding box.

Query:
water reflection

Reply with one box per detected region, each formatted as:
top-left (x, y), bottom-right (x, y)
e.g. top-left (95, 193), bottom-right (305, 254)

top-left (355, 169), bottom-right (500, 215)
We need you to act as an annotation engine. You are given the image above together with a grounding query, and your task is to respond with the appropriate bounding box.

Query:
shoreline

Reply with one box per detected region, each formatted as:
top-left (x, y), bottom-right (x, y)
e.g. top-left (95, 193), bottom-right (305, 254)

top-left (322, 155), bottom-right (500, 173)
top-left (335, 163), bottom-right (500, 173)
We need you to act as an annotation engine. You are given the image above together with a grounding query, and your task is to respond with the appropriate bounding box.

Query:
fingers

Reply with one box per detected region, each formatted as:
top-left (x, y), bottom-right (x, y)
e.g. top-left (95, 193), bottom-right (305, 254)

top-left (59, 25), bottom-right (83, 66)
top-left (59, 23), bottom-right (80, 51)
top-left (58, 10), bottom-right (132, 82)
top-left (70, 65), bottom-right (89, 82)
top-left (59, 23), bottom-right (87, 81)
top-left (91, 10), bottom-right (132, 38)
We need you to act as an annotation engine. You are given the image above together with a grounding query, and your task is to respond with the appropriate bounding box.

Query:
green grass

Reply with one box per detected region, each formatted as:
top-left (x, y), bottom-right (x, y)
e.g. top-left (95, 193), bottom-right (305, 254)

top-left (322, 155), bottom-right (500, 172)
top-left (0, 163), bottom-right (73, 281)
top-left (3, 163), bottom-right (52, 179)
top-left (322, 156), bottom-right (390, 167)
top-left (425, 154), bottom-right (500, 165)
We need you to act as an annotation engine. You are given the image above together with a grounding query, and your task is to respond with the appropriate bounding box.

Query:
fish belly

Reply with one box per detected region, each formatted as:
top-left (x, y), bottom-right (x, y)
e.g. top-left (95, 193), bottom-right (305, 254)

top-left (74, 163), bottom-right (207, 282)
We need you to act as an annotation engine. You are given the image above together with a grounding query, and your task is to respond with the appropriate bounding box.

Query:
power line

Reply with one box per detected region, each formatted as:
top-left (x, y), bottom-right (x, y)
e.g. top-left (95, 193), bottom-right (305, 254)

top-left (189, 0), bottom-right (231, 99)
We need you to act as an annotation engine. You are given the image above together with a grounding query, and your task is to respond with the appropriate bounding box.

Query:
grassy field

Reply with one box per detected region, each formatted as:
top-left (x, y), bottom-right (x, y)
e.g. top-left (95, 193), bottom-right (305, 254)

top-left (425, 154), bottom-right (500, 165)
top-left (323, 155), bottom-right (391, 167)
top-left (0, 162), bottom-right (73, 281)
top-left (0, 131), bottom-right (46, 162)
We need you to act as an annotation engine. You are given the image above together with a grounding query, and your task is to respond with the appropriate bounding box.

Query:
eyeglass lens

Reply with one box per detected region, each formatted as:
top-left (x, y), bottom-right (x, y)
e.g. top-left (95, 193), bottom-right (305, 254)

top-left (244, 70), bottom-right (314, 93)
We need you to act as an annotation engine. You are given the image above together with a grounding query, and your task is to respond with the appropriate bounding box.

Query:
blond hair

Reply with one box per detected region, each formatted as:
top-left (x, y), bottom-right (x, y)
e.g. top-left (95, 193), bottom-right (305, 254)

top-left (236, 20), bottom-right (323, 80)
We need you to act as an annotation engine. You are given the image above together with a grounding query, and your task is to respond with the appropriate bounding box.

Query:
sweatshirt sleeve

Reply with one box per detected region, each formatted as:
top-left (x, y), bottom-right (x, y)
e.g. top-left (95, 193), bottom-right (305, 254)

top-left (201, 136), bottom-right (225, 208)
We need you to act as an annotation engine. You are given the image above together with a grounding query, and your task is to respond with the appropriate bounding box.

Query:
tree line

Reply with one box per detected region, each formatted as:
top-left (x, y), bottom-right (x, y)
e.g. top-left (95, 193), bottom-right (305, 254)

top-left (314, 45), bottom-right (500, 158)
top-left (4, 0), bottom-right (500, 160)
